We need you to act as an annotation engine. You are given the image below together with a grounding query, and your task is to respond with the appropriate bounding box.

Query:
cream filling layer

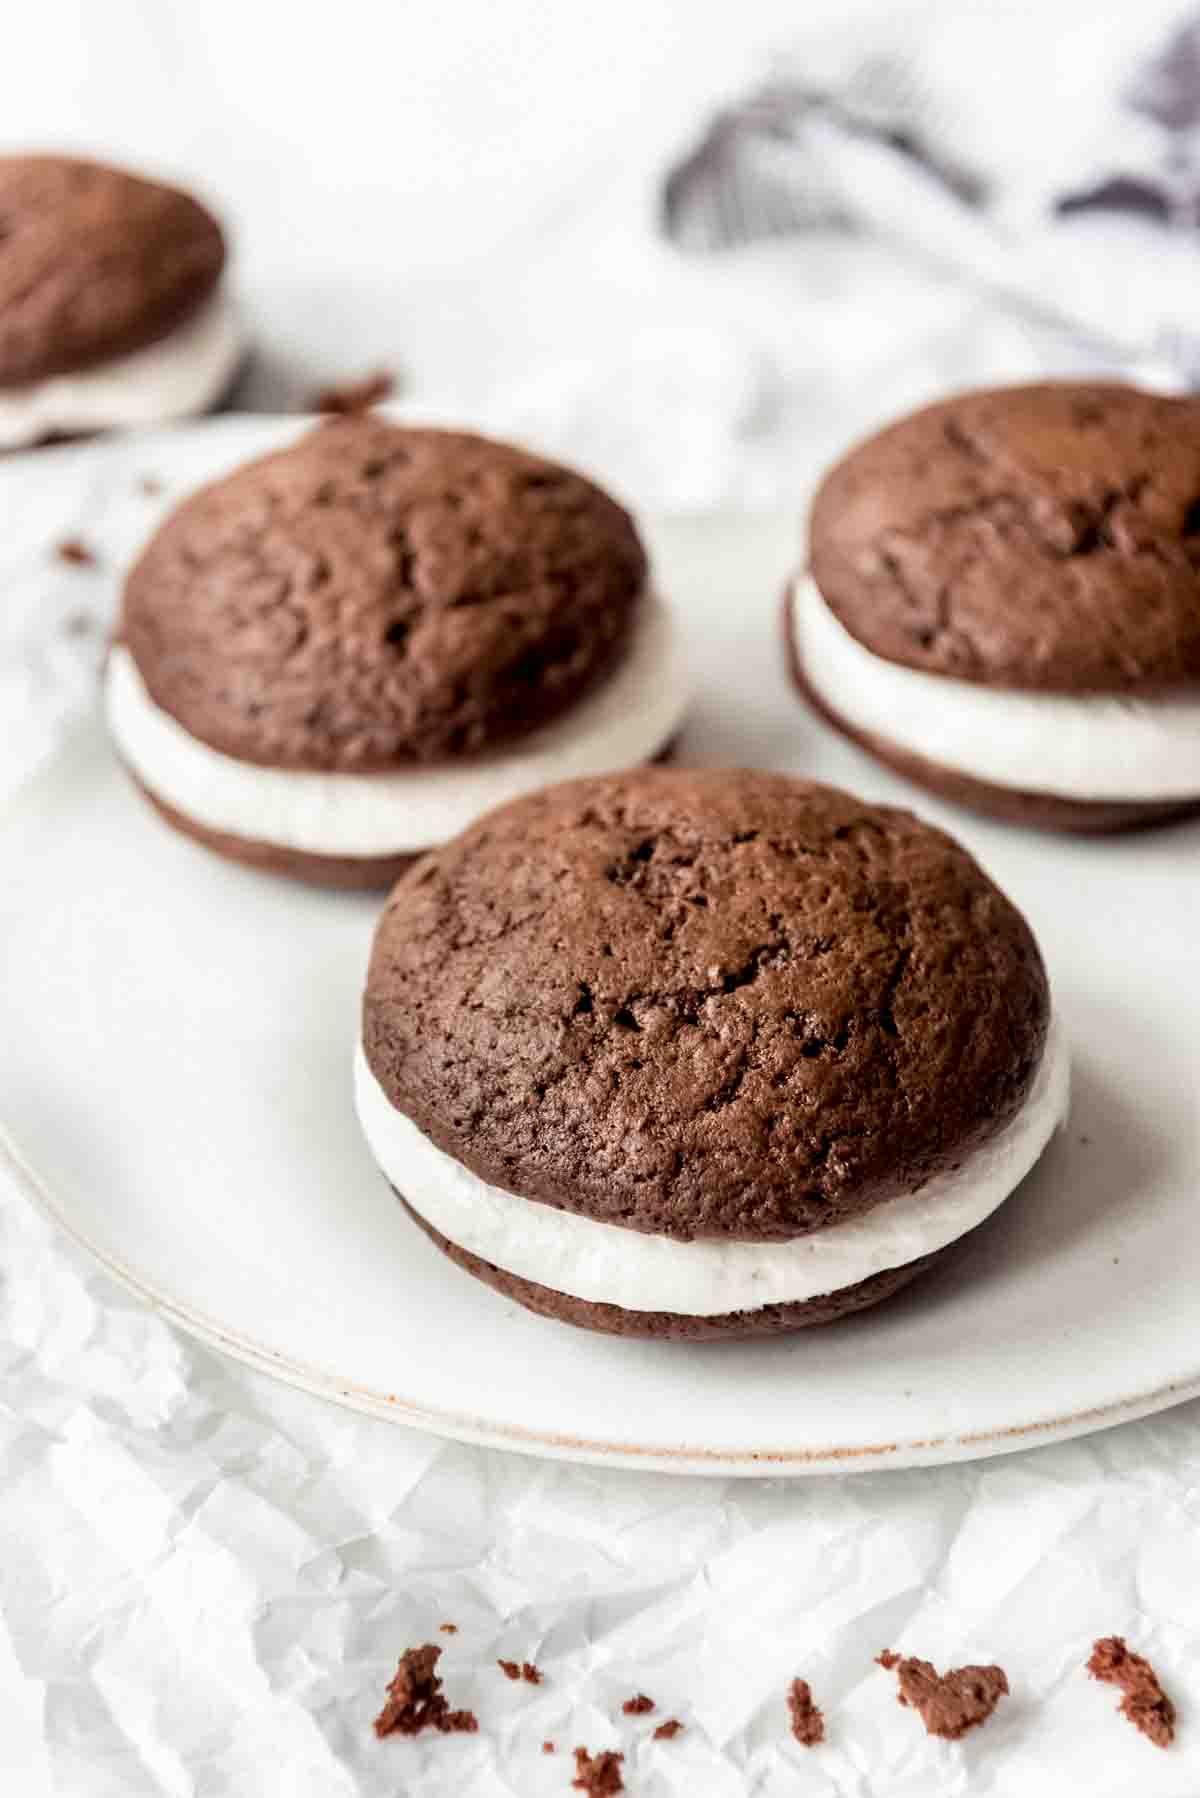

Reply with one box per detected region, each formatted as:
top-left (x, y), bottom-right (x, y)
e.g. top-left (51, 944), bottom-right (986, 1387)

top-left (0, 294), bottom-right (243, 450)
top-left (792, 576), bottom-right (1200, 800)
top-left (105, 591), bottom-right (688, 858)
top-left (355, 1013), bottom-right (1068, 1316)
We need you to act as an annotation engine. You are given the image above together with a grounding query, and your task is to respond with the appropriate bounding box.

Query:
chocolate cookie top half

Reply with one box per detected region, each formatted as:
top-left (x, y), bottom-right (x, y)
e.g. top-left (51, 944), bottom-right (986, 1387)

top-left (364, 768), bottom-right (1049, 1241)
top-left (0, 156), bottom-right (225, 385)
top-left (809, 382), bottom-right (1200, 693)
top-left (122, 421), bottom-right (648, 769)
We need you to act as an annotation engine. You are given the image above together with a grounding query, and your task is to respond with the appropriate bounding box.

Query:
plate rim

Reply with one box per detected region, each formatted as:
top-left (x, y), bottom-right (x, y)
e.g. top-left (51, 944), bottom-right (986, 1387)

top-left (6, 1095), bottom-right (1199, 1479)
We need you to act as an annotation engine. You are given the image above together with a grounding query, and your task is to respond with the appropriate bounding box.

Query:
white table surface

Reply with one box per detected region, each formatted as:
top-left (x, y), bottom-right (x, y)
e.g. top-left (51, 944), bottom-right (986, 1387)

top-left (4, 5), bottom-right (1200, 1793)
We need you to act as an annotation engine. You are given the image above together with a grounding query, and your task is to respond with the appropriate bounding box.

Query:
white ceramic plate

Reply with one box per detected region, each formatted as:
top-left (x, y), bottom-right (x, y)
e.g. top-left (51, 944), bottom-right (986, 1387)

top-left (2, 418), bottom-right (1198, 1477)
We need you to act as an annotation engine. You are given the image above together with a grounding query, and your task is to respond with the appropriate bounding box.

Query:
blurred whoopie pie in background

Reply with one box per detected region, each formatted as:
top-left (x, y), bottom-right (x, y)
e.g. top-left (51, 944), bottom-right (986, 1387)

top-left (0, 154), bottom-right (242, 449)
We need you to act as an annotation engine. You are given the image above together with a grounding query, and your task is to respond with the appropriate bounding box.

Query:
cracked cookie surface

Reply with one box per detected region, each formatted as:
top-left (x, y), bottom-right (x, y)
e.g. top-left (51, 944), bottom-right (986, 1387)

top-left (363, 768), bottom-right (1048, 1241)
top-left (809, 382), bottom-right (1200, 692)
top-left (121, 420), bottom-right (646, 769)
top-left (0, 156), bottom-right (225, 385)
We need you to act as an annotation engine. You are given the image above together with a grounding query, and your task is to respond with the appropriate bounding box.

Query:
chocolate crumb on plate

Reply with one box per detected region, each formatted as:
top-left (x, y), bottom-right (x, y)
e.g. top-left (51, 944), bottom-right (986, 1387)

top-left (877, 1651), bottom-right (1009, 1740)
top-left (1088, 1636), bottom-right (1176, 1748)
top-left (622, 1694), bottom-right (655, 1715)
top-left (439, 1622), bottom-right (458, 1634)
top-left (373, 1643), bottom-right (478, 1739)
top-left (313, 369), bottom-right (395, 415)
top-left (572, 1747), bottom-right (624, 1795)
top-left (788, 1677), bottom-right (825, 1747)
top-left (653, 1718), bottom-right (684, 1741)
top-left (543, 1739), bottom-right (556, 1754)
top-left (56, 537), bottom-right (96, 567)
top-left (498, 1659), bottom-right (521, 1681)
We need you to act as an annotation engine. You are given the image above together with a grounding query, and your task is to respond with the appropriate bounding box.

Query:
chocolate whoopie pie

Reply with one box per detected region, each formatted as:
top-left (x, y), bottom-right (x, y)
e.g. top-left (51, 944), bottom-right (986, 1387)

top-left (106, 419), bottom-right (688, 885)
top-left (357, 767), bottom-right (1067, 1339)
top-left (791, 381), bottom-right (1200, 831)
top-left (0, 154), bottom-right (241, 449)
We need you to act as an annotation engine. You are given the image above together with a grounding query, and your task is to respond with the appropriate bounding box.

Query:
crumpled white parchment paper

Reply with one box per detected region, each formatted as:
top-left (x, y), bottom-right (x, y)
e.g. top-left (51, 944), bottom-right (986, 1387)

top-left (3, 1155), bottom-right (1200, 1798)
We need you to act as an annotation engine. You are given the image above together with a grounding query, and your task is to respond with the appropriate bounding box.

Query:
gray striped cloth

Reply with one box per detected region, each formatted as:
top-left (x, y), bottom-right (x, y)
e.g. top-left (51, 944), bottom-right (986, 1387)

top-left (661, 3), bottom-right (1200, 387)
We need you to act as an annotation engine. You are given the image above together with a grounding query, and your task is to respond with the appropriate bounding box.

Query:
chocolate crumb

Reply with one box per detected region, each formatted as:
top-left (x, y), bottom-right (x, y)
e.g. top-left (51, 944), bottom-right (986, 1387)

top-left (1088, 1637), bottom-right (1175, 1749)
top-left (787, 1678), bottom-right (825, 1747)
top-left (313, 369), bottom-right (395, 415)
top-left (543, 1740), bottom-right (556, 1754)
top-left (373, 1644), bottom-right (478, 1739)
top-left (375, 1645), bottom-right (442, 1737)
top-left (497, 1657), bottom-right (543, 1685)
top-left (56, 537), bottom-right (96, 567)
top-left (622, 1694), bottom-right (655, 1715)
top-left (877, 1651), bottom-right (1009, 1741)
top-left (572, 1747), bottom-right (624, 1795)
top-left (653, 1718), bottom-right (684, 1741)
top-left (439, 1709), bottom-right (478, 1734)
top-left (439, 1622), bottom-right (458, 1634)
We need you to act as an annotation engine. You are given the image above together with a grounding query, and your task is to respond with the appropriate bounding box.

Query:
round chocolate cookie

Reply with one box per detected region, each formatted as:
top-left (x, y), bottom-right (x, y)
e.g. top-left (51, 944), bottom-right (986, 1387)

top-left (357, 767), bottom-right (1066, 1338)
top-left (124, 420), bottom-right (646, 768)
top-left (107, 421), bottom-right (688, 885)
top-left (0, 155), bottom-right (225, 383)
top-left (0, 155), bottom-right (241, 448)
top-left (793, 382), bottom-right (1200, 830)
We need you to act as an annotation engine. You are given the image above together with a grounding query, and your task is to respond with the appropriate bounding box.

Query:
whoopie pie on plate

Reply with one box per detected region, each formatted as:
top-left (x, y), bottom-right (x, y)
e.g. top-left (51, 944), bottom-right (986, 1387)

top-left (0, 154), bottom-right (242, 449)
top-left (106, 419), bottom-right (688, 885)
top-left (357, 767), bottom-right (1067, 1340)
top-left (790, 381), bottom-right (1200, 831)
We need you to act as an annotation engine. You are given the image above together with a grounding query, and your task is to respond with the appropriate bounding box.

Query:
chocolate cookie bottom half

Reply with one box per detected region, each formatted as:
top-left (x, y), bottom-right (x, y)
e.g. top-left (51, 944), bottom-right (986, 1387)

top-left (400, 1197), bottom-right (944, 1340)
top-left (129, 748), bottom-right (677, 890)
top-left (134, 779), bottom-right (421, 890)
top-left (786, 580), bottom-right (1200, 834)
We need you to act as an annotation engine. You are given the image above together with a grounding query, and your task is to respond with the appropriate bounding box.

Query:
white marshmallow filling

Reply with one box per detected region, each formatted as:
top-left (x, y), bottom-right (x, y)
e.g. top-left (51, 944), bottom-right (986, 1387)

top-left (0, 294), bottom-right (243, 450)
top-left (791, 576), bottom-right (1200, 802)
